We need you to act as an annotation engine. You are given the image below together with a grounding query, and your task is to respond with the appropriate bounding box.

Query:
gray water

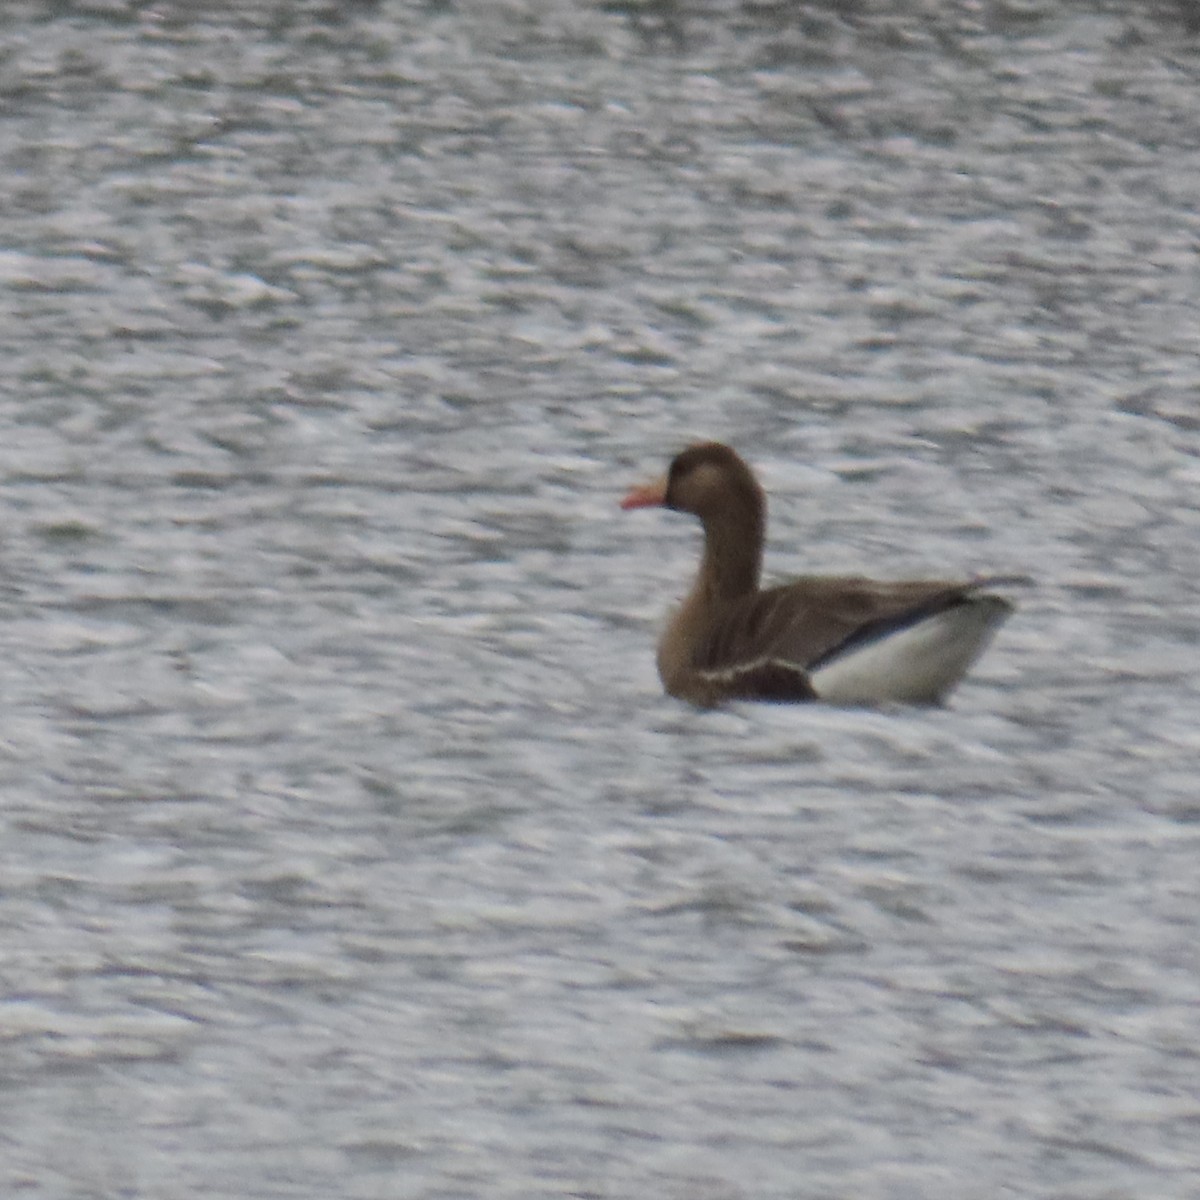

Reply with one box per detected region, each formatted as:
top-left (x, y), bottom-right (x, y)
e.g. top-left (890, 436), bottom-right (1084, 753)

top-left (2, 2), bottom-right (1200, 1197)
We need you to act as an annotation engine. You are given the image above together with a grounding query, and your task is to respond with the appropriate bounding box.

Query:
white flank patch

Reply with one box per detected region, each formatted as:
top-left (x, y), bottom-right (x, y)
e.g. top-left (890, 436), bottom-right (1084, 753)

top-left (810, 597), bottom-right (1012, 705)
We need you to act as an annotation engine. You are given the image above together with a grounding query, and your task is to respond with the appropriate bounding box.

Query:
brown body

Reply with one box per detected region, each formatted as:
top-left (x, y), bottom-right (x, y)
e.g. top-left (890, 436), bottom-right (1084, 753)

top-left (622, 443), bottom-right (1013, 706)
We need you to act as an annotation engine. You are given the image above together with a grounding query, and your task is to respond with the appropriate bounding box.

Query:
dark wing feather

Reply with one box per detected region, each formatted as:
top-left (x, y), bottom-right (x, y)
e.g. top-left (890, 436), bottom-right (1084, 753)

top-left (695, 577), bottom-right (978, 673)
top-left (693, 658), bottom-right (818, 703)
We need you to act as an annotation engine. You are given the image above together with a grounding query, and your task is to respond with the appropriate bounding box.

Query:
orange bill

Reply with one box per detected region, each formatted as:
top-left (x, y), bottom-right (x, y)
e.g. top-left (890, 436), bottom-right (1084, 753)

top-left (620, 476), bottom-right (668, 510)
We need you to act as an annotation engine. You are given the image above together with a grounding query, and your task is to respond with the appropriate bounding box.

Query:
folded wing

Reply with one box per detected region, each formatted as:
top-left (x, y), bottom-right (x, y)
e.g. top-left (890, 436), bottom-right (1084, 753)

top-left (694, 578), bottom-right (1012, 705)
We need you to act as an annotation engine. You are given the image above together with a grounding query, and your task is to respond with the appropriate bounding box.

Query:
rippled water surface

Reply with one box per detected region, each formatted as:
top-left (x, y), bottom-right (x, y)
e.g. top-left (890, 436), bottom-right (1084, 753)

top-left (3, 2), bottom-right (1200, 1197)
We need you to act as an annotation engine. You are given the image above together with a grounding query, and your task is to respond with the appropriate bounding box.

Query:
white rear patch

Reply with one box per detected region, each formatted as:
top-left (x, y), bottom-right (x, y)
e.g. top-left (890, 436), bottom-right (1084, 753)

top-left (810, 597), bottom-right (1012, 705)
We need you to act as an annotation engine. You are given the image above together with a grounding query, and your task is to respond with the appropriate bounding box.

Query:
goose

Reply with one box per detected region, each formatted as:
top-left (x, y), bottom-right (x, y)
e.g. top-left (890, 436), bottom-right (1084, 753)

top-left (621, 442), bottom-right (1014, 706)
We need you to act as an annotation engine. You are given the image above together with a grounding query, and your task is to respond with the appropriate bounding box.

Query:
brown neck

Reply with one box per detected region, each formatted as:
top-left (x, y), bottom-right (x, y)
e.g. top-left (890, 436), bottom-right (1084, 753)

top-left (696, 500), bottom-right (763, 605)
